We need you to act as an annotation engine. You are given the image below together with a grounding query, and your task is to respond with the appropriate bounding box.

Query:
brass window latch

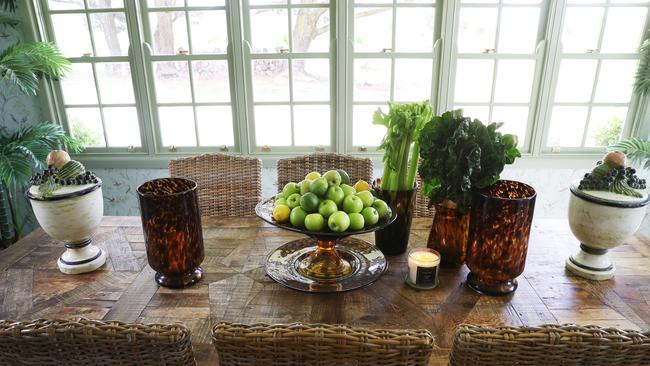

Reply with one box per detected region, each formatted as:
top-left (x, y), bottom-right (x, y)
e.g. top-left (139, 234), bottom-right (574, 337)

top-left (178, 47), bottom-right (189, 55)
top-left (220, 145), bottom-right (229, 152)
top-left (315, 145), bottom-right (325, 152)
top-left (127, 145), bottom-right (135, 152)
top-left (169, 145), bottom-right (177, 152)
top-left (358, 145), bottom-right (368, 152)
top-left (261, 145), bottom-right (271, 152)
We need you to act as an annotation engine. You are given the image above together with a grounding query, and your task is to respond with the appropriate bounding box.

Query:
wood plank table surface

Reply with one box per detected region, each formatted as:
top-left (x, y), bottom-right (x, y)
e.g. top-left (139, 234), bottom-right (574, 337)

top-left (1, 216), bottom-right (650, 365)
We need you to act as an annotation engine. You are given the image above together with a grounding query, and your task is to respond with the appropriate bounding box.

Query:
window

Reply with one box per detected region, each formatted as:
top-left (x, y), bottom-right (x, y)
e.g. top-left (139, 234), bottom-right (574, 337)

top-left (33, 0), bottom-right (650, 162)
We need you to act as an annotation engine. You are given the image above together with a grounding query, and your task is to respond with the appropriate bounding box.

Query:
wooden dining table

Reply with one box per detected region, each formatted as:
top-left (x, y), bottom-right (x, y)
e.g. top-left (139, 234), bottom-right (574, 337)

top-left (1, 216), bottom-right (649, 365)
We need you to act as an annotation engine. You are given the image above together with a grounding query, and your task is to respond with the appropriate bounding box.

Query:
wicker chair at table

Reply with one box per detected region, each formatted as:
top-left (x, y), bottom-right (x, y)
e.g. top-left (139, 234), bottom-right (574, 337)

top-left (276, 153), bottom-right (373, 190)
top-left (0, 318), bottom-right (195, 366)
top-left (212, 322), bottom-right (435, 366)
top-left (169, 153), bottom-right (262, 216)
top-left (449, 323), bottom-right (650, 366)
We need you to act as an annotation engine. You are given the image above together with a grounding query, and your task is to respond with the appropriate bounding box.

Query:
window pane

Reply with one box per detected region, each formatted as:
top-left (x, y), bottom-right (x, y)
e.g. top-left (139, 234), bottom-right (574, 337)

top-left (95, 62), bottom-right (135, 104)
top-left (354, 59), bottom-right (391, 101)
top-left (353, 105), bottom-right (387, 146)
top-left (188, 0), bottom-right (226, 6)
top-left (594, 60), bottom-right (637, 103)
top-left (461, 0), bottom-right (498, 3)
top-left (149, 11), bottom-right (188, 55)
top-left (153, 61), bottom-right (192, 103)
top-left (454, 106), bottom-right (490, 123)
top-left (192, 61), bottom-right (231, 103)
top-left (292, 8), bottom-right (330, 53)
top-left (90, 13), bottom-right (129, 56)
top-left (394, 59), bottom-right (432, 101)
top-left (51, 14), bottom-right (93, 57)
top-left (454, 59), bottom-right (494, 103)
top-left (585, 107), bottom-right (627, 147)
top-left (491, 106), bottom-right (529, 143)
top-left (103, 107), bottom-right (141, 147)
top-left (457, 8), bottom-right (498, 53)
top-left (395, 7), bottom-right (435, 52)
top-left (547, 106), bottom-right (588, 147)
top-left (498, 7), bottom-right (540, 54)
top-left (189, 11), bottom-right (228, 54)
top-left (354, 7), bottom-right (392, 52)
top-left (61, 63), bottom-right (98, 105)
top-left (250, 9), bottom-right (288, 53)
top-left (292, 0), bottom-right (328, 3)
top-left (67, 108), bottom-right (106, 148)
top-left (561, 7), bottom-right (603, 53)
top-left (48, 0), bottom-right (84, 10)
top-left (601, 7), bottom-right (647, 53)
top-left (493, 60), bottom-right (535, 103)
top-left (159, 107), bottom-right (197, 146)
top-left (293, 59), bottom-right (329, 101)
top-left (294, 105), bottom-right (330, 146)
top-left (250, 0), bottom-right (287, 4)
top-left (147, 0), bottom-right (184, 7)
top-left (88, 0), bottom-right (124, 8)
top-left (252, 59), bottom-right (290, 102)
top-left (503, 0), bottom-right (542, 3)
top-left (356, 0), bottom-right (391, 3)
top-left (196, 106), bottom-right (234, 146)
top-left (554, 59), bottom-right (597, 103)
top-left (254, 106), bottom-right (292, 146)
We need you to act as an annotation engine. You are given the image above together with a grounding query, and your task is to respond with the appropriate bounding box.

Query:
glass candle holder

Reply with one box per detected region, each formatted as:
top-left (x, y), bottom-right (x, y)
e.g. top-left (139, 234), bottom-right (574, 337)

top-left (466, 180), bottom-right (536, 296)
top-left (406, 247), bottom-right (440, 289)
top-left (137, 178), bottom-right (205, 288)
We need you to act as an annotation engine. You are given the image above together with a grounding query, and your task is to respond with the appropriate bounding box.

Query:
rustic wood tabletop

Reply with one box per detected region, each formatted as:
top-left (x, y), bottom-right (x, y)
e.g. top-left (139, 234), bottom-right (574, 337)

top-left (1, 216), bottom-right (649, 365)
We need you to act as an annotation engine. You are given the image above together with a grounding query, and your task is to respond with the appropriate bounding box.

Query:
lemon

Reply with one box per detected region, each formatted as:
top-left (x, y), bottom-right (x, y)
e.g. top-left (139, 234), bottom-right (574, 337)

top-left (354, 180), bottom-right (371, 192)
top-left (305, 171), bottom-right (321, 181)
top-left (272, 204), bottom-right (291, 223)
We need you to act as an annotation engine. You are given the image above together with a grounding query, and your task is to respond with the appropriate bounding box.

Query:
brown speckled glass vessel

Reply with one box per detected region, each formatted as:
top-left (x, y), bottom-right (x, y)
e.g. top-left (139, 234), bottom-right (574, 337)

top-left (137, 178), bottom-right (204, 288)
top-left (427, 204), bottom-right (470, 266)
top-left (374, 188), bottom-right (416, 256)
top-left (466, 180), bottom-right (536, 296)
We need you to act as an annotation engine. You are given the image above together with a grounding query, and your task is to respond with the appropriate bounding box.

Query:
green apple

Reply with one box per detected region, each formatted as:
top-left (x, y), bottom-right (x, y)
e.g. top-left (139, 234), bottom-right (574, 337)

top-left (282, 182), bottom-right (300, 197)
top-left (290, 207), bottom-right (307, 228)
top-left (340, 184), bottom-right (356, 197)
top-left (342, 195), bottom-right (363, 214)
top-left (328, 211), bottom-right (350, 232)
top-left (361, 207), bottom-right (379, 226)
top-left (323, 170), bottom-right (342, 188)
top-left (310, 177), bottom-right (329, 197)
top-left (305, 213), bottom-right (325, 232)
top-left (356, 191), bottom-right (375, 208)
top-left (300, 192), bottom-right (320, 213)
top-left (337, 169), bottom-right (350, 185)
top-left (325, 186), bottom-right (345, 207)
top-left (286, 193), bottom-right (301, 209)
top-left (275, 192), bottom-right (287, 200)
top-left (318, 199), bottom-right (338, 218)
top-left (348, 212), bottom-right (365, 231)
top-left (372, 199), bottom-right (391, 220)
top-left (299, 179), bottom-right (312, 195)
top-left (275, 198), bottom-right (287, 207)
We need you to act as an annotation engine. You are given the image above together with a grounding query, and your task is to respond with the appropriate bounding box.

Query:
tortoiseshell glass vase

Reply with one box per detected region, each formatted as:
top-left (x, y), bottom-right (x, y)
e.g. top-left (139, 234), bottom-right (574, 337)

top-left (137, 178), bottom-right (205, 288)
top-left (427, 203), bottom-right (469, 266)
top-left (466, 180), bottom-right (536, 296)
top-left (374, 188), bottom-right (416, 256)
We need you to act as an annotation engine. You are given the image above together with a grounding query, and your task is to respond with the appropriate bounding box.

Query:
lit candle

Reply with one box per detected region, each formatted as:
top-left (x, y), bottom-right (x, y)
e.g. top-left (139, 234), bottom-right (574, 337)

top-left (406, 248), bottom-right (440, 289)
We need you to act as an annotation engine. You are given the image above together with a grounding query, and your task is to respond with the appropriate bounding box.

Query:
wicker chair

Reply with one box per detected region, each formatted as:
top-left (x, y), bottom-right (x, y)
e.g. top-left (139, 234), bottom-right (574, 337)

top-left (0, 318), bottom-right (195, 366)
top-left (414, 172), bottom-right (434, 218)
top-left (449, 324), bottom-right (650, 366)
top-left (276, 153), bottom-right (373, 189)
top-left (169, 153), bottom-right (262, 216)
top-left (212, 322), bottom-right (435, 366)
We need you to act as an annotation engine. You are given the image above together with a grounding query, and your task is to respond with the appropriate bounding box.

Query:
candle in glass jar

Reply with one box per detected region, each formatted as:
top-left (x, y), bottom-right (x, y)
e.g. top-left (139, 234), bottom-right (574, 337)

top-left (407, 248), bottom-right (440, 289)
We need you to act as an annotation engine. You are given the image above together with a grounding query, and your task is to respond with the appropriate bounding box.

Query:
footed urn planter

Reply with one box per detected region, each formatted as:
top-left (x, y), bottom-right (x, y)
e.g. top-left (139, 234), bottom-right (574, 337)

top-left (27, 183), bottom-right (106, 274)
top-left (566, 182), bottom-right (649, 280)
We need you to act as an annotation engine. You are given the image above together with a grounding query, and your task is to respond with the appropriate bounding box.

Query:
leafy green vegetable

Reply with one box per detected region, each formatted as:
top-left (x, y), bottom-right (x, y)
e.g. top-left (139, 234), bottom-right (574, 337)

top-left (418, 109), bottom-right (520, 213)
top-left (373, 101), bottom-right (433, 191)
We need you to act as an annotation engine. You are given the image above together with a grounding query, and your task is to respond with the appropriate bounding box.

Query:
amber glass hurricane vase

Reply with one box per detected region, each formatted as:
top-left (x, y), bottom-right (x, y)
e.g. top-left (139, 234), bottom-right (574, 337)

top-left (427, 203), bottom-right (470, 266)
top-left (137, 178), bottom-right (205, 288)
top-left (466, 180), bottom-right (536, 296)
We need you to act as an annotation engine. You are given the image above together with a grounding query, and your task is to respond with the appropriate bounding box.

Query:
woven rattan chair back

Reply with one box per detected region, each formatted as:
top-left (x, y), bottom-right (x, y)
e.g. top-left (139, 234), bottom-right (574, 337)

top-left (0, 318), bottom-right (195, 366)
top-left (276, 153), bottom-right (373, 190)
top-left (449, 324), bottom-right (650, 366)
top-left (212, 322), bottom-right (434, 366)
top-left (169, 153), bottom-right (262, 216)
top-left (414, 172), bottom-right (434, 218)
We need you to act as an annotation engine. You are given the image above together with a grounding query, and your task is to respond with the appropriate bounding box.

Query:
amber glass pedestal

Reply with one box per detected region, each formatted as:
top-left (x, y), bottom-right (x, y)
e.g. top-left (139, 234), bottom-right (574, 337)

top-left (297, 238), bottom-right (352, 280)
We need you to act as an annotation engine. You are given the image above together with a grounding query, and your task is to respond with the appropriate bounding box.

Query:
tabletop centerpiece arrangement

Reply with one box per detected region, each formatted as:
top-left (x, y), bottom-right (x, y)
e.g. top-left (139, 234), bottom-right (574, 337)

top-left (566, 151), bottom-right (649, 280)
top-left (26, 150), bottom-right (105, 274)
top-left (257, 169), bottom-right (396, 293)
top-left (372, 101), bottom-right (433, 256)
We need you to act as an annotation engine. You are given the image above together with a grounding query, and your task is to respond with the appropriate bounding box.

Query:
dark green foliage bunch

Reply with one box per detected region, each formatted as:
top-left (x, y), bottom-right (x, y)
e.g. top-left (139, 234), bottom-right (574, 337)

top-left (418, 109), bottom-right (521, 214)
top-left (579, 157), bottom-right (646, 198)
top-left (635, 38), bottom-right (650, 96)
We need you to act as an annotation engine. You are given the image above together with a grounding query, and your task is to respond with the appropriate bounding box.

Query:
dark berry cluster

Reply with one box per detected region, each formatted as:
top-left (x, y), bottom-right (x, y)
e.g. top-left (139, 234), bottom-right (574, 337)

top-left (29, 167), bottom-right (55, 185)
top-left (579, 161), bottom-right (646, 198)
top-left (30, 168), bottom-right (100, 186)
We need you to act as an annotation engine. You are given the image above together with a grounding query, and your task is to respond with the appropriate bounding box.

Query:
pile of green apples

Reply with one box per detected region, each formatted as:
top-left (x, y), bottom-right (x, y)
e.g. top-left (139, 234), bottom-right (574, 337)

top-left (272, 170), bottom-right (391, 233)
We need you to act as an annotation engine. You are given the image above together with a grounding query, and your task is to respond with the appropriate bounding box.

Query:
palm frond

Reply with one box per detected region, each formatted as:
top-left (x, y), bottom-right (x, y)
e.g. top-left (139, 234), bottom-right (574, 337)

top-left (0, 42), bottom-right (70, 95)
top-left (635, 39), bottom-right (650, 96)
top-left (608, 137), bottom-right (650, 169)
top-left (0, 151), bottom-right (32, 188)
top-left (0, 0), bottom-right (16, 12)
top-left (0, 11), bottom-right (19, 27)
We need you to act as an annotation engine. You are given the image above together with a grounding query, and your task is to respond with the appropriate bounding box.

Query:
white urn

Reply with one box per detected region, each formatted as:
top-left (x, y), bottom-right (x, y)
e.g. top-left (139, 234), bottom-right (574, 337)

top-left (27, 182), bottom-right (106, 274)
top-left (566, 181), bottom-right (649, 280)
